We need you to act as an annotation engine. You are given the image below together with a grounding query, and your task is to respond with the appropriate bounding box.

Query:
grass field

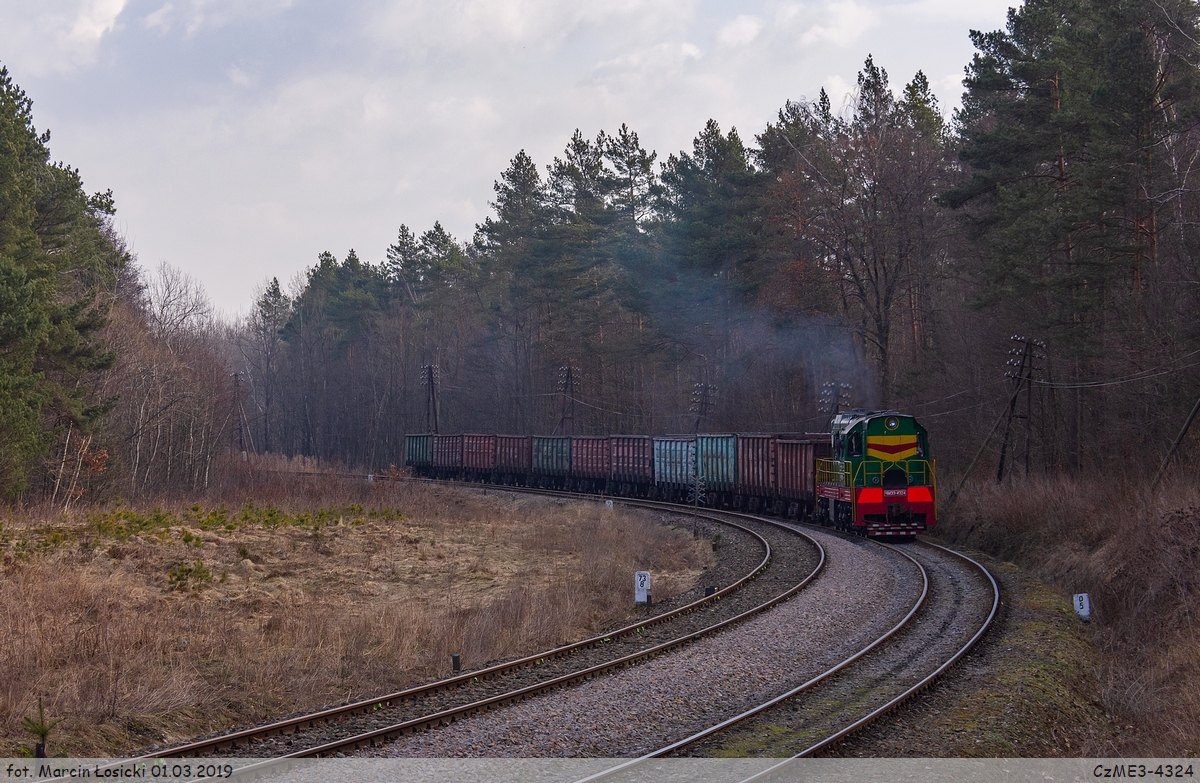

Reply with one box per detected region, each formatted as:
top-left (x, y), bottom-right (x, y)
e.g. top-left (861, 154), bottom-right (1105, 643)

top-left (0, 474), bottom-right (712, 756)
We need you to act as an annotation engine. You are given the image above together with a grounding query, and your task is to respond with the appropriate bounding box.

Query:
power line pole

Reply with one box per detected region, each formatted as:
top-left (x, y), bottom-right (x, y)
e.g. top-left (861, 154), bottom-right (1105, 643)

top-left (421, 363), bottom-right (440, 434)
top-left (555, 365), bottom-right (578, 436)
top-left (1020, 339), bottom-right (1046, 475)
top-left (1151, 392), bottom-right (1200, 491)
top-left (996, 335), bottom-right (1044, 483)
top-left (232, 372), bottom-right (248, 461)
top-left (818, 381), bottom-right (852, 426)
top-left (690, 382), bottom-right (717, 433)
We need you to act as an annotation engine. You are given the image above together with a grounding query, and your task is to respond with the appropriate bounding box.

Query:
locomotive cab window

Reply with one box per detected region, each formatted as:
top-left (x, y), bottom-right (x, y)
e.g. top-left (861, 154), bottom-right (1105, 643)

top-left (917, 433), bottom-right (927, 458)
top-left (848, 432), bottom-right (862, 458)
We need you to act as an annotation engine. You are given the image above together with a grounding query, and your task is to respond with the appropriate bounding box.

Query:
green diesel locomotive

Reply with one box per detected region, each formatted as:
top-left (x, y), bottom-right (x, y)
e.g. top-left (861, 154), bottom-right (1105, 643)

top-left (815, 411), bottom-right (937, 537)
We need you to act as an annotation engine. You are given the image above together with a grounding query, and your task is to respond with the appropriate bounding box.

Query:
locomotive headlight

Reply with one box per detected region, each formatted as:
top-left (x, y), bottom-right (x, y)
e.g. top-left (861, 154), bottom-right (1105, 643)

top-left (872, 477), bottom-right (880, 485)
top-left (884, 416), bottom-right (899, 430)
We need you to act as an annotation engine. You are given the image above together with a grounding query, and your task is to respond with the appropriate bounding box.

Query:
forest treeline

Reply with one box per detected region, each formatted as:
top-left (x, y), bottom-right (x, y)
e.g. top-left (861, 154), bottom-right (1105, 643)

top-left (3, 0), bottom-right (1200, 502)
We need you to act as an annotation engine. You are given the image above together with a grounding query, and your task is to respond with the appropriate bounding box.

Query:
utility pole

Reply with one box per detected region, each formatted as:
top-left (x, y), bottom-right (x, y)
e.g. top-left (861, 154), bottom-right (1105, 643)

top-left (1151, 392), bottom-right (1200, 491)
top-left (690, 382), bottom-right (717, 433)
top-left (687, 460), bottom-right (706, 537)
top-left (555, 365), bottom-right (578, 436)
top-left (421, 363), bottom-right (440, 434)
top-left (818, 381), bottom-right (852, 426)
top-left (996, 335), bottom-right (1045, 483)
top-left (232, 372), bottom-right (249, 461)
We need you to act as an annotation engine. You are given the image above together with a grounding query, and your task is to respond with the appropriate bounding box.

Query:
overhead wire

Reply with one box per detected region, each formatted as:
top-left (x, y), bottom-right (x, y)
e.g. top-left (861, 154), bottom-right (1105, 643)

top-left (428, 345), bottom-right (1200, 425)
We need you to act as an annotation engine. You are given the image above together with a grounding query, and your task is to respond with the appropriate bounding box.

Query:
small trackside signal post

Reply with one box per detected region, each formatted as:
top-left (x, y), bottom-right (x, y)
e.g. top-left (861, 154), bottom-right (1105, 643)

top-left (687, 465), bottom-right (706, 538)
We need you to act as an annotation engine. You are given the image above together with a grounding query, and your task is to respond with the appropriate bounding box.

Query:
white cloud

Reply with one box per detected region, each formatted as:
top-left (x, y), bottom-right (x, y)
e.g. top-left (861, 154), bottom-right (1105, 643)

top-left (364, 0), bottom-right (697, 61)
top-left (898, 0), bottom-right (1014, 24)
top-left (799, 1), bottom-right (879, 47)
top-left (144, 3), bottom-right (172, 32)
top-left (68, 0), bottom-right (127, 44)
top-left (0, 0), bottom-right (126, 74)
top-left (822, 74), bottom-right (856, 112)
top-left (137, 0), bottom-right (294, 37)
top-left (12, 0), bottom-right (1015, 312)
top-left (227, 65), bottom-right (252, 87)
top-left (935, 71), bottom-right (964, 99)
top-left (717, 15), bottom-right (763, 47)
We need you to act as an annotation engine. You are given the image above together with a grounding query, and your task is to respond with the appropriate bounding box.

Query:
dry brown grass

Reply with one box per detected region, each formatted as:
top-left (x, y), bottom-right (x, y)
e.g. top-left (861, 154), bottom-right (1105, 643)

top-left (939, 475), bottom-right (1200, 755)
top-left (0, 473), bottom-right (712, 756)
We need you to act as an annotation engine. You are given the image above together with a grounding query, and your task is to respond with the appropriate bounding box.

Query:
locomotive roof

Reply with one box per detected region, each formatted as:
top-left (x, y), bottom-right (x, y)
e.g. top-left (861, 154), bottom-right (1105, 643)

top-left (829, 410), bottom-right (914, 434)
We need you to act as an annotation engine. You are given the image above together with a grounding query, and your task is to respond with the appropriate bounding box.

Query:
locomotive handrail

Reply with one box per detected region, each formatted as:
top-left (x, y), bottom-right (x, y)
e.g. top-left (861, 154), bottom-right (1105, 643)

top-left (815, 458), bottom-right (849, 487)
top-left (853, 458), bottom-right (936, 487)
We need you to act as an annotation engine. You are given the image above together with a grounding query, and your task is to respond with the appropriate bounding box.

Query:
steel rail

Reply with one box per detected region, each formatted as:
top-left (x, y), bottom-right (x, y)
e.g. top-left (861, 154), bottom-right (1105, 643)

top-left (732, 540), bottom-right (1001, 781)
top-left (134, 496), bottom-right (799, 760)
top-left (569, 536), bottom-right (930, 783)
top-left (176, 499), bottom-right (829, 779)
top-left (285, 515), bottom-right (823, 758)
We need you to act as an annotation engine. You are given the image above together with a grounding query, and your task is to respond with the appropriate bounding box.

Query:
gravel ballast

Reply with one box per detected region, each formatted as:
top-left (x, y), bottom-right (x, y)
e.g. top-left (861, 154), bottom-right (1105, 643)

top-left (368, 530), bottom-right (921, 758)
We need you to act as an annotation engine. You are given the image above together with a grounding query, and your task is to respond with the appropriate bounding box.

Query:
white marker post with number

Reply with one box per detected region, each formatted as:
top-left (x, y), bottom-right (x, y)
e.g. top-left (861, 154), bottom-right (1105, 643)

top-left (1073, 593), bottom-right (1091, 622)
top-left (635, 571), bottom-right (650, 605)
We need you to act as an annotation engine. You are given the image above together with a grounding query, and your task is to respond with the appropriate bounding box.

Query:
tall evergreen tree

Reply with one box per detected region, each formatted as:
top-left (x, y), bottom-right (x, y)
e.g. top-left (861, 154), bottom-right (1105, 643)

top-left (0, 66), bottom-right (124, 498)
top-left (945, 0), bottom-right (1200, 467)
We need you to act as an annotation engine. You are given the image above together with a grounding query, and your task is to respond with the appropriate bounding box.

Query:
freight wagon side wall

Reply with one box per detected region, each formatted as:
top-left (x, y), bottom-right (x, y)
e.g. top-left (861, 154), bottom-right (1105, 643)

top-left (571, 437), bottom-right (612, 479)
top-left (611, 436), bottom-right (653, 484)
top-left (405, 434), bottom-right (433, 467)
top-left (653, 438), bottom-right (695, 488)
top-left (496, 436), bottom-right (532, 472)
top-left (737, 435), bottom-right (777, 496)
top-left (462, 434), bottom-right (498, 471)
top-left (696, 435), bottom-right (737, 493)
top-left (532, 436), bottom-right (571, 476)
top-left (432, 435), bottom-right (463, 468)
top-left (777, 440), bottom-right (818, 500)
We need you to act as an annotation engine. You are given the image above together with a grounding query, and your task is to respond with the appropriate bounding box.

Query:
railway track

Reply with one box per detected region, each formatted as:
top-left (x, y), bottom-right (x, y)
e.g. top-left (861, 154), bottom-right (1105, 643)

top-left (131, 493), bottom-right (825, 762)
top-left (573, 534), bottom-right (1000, 782)
top-left (342, 514), bottom-right (995, 763)
top-left (121, 483), bottom-right (997, 775)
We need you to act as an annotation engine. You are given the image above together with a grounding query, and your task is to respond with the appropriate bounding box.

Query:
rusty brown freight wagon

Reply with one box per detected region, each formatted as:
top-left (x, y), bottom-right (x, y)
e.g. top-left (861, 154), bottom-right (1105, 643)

top-left (432, 434), bottom-right (463, 479)
top-left (570, 436), bottom-right (611, 493)
top-left (462, 434), bottom-right (497, 480)
top-left (610, 435), bottom-right (653, 497)
top-left (737, 435), bottom-right (778, 512)
top-left (496, 435), bottom-right (532, 484)
top-left (777, 438), bottom-right (830, 519)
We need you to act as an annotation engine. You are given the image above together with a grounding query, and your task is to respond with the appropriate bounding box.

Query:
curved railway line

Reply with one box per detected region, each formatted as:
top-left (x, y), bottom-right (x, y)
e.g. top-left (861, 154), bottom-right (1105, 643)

top-left (575, 537), bottom-right (1000, 782)
top-left (133, 493), bottom-right (825, 761)
top-left (125, 481), bottom-right (999, 771)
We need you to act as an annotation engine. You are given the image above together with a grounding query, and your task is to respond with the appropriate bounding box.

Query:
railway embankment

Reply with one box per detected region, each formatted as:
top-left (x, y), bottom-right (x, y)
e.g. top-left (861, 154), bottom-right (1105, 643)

top-left (819, 554), bottom-right (1123, 757)
top-left (891, 476), bottom-right (1200, 757)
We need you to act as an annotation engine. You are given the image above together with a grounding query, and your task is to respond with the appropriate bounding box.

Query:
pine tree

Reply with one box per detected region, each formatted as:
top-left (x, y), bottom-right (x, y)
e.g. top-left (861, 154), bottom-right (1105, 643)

top-left (944, 0), bottom-right (1200, 467)
top-left (0, 65), bottom-right (124, 498)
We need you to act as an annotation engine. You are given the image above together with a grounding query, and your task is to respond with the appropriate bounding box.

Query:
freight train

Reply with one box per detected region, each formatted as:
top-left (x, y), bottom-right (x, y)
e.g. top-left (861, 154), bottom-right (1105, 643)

top-left (404, 410), bottom-right (936, 538)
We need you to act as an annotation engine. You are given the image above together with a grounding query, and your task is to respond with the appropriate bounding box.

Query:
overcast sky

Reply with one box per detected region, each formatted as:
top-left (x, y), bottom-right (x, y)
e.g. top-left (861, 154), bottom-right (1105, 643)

top-left (0, 0), bottom-right (1014, 315)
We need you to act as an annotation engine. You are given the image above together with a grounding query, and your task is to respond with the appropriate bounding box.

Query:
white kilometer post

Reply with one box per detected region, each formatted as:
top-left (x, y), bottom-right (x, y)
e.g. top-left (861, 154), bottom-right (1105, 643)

top-left (635, 571), bottom-right (650, 604)
top-left (1073, 593), bottom-right (1091, 622)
